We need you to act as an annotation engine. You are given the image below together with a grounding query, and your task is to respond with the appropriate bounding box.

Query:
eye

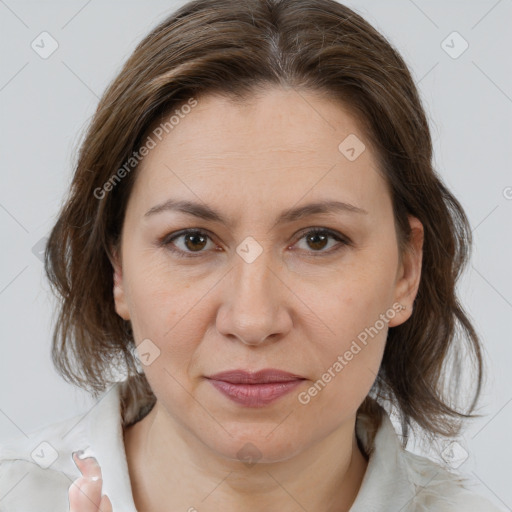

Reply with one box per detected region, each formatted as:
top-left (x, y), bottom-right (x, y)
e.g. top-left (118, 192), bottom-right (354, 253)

top-left (292, 228), bottom-right (350, 256)
top-left (161, 229), bottom-right (216, 258)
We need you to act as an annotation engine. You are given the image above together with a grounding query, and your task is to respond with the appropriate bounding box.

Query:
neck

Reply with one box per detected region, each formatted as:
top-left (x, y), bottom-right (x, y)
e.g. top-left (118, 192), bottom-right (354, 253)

top-left (124, 401), bottom-right (368, 512)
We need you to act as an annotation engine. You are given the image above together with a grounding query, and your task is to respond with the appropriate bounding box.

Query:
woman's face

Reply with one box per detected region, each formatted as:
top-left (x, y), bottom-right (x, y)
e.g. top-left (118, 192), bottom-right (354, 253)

top-left (113, 86), bottom-right (423, 462)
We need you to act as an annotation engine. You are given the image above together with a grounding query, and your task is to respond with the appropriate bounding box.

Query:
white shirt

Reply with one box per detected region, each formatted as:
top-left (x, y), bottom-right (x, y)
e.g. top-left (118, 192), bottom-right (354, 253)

top-left (0, 382), bottom-right (504, 511)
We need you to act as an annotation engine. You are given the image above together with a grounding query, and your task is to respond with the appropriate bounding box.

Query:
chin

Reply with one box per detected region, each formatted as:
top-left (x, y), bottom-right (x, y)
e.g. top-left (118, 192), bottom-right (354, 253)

top-left (200, 425), bottom-right (310, 465)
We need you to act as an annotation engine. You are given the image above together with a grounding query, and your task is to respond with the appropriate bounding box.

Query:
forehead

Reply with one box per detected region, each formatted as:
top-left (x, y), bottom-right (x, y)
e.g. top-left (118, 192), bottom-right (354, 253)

top-left (131, 87), bottom-right (388, 218)
top-left (145, 87), bottom-right (369, 160)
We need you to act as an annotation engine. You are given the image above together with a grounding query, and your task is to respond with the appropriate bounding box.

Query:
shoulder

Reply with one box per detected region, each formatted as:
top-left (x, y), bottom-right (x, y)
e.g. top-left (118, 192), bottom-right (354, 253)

top-left (0, 412), bottom-right (88, 512)
top-left (355, 405), bottom-right (505, 512)
top-left (402, 449), bottom-right (505, 512)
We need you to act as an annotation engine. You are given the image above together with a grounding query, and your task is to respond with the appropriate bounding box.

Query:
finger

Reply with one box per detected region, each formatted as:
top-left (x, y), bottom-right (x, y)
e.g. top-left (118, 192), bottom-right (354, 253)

top-left (72, 452), bottom-right (103, 480)
top-left (68, 475), bottom-right (103, 512)
top-left (99, 494), bottom-right (113, 512)
top-left (69, 452), bottom-right (104, 512)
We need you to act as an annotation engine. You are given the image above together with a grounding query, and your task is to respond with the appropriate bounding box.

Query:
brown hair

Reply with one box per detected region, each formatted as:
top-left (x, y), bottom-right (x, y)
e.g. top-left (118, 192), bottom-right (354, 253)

top-left (45, 0), bottom-right (484, 443)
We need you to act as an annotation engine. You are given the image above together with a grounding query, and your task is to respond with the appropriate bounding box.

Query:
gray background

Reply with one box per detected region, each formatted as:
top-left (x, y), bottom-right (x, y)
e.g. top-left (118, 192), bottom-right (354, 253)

top-left (1, 0), bottom-right (511, 509)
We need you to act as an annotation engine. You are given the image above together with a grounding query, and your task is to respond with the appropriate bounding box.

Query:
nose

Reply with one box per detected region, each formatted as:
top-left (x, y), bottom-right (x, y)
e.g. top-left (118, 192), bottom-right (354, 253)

top-left (215, 245), bottom-right (293, 346)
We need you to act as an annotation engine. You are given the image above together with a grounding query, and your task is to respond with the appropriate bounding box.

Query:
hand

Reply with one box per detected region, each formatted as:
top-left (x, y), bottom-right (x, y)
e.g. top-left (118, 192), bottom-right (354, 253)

top-left (69, 451), bottom-right (113, 512)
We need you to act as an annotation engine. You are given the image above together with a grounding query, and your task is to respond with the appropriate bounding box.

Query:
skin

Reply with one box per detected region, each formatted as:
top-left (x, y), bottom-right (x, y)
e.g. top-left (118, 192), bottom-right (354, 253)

top-left (69, 453), bottom-right (112, 512)
top-left (73, 86), bottom-right (423, 511)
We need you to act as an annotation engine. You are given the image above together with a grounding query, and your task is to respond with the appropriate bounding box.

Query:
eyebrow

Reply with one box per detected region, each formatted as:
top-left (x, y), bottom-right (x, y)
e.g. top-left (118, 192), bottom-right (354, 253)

top-left (144, 198), bottom-right (368, 227)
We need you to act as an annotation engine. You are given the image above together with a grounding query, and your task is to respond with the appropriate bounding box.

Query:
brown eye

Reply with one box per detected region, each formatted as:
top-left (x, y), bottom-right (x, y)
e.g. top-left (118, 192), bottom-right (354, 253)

top-left (305, 231), bottom-right (329, 251)
top-left (163, 229), bottom-right (214, 257)
top-left (294, 228), bottom-right (349, 255)
top-left (182, 232), bottom-right (208, 252)
top-left (161, 227), bottom-right (349, 259)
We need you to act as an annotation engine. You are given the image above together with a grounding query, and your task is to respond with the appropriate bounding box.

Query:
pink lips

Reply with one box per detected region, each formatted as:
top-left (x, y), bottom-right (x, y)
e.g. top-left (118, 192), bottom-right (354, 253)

top-left (206, 369), bottom-right (305, 407)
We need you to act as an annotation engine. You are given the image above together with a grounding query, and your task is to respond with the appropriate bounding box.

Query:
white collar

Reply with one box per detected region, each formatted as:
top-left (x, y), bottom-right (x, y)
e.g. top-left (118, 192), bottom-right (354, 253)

top-left (85, 383), bottom-right (138, 511)
top-left (351, 407), bottom-right (417, 511)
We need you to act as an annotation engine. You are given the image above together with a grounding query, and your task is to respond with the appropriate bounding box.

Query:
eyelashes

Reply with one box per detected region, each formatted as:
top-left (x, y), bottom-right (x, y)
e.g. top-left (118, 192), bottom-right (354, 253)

top-left (161, 229), bottom-right (215, 258)
top-left (159, 227), bottom-right (351, 259)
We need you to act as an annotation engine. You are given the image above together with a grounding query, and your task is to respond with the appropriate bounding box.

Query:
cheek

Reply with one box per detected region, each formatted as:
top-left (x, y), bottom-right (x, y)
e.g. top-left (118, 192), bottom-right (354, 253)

top-left (298, 326), bottom-right (387, 423)
top-left (121, 251), bottom-right (208, 375)
top-left (294, 241), bottom-right (397, 406)
top-left (297, 241), bottom-right (398, 344)
top-left (123, 246), bottom-right (193, 329)
top-left (124, 262), bottom-right (204, 412)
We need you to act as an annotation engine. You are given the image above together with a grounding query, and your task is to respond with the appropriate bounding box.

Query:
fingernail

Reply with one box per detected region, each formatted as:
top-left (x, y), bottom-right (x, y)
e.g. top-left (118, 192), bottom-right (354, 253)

top-left (72, 449), bottom-right (84, 460)
top-left (73, 447), bottom-right (96, 460)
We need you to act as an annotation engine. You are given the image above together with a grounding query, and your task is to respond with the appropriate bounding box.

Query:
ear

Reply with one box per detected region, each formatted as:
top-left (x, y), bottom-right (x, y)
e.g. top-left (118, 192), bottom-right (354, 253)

top-left (388, 215), bottom-right (424, 327)
top-left (110, 245), bottom-right (131, 321)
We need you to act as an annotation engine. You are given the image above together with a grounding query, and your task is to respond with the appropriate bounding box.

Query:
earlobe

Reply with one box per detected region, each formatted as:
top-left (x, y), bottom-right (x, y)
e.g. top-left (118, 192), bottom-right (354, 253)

top-left (111, 247), bottom-right (131, 321)
top-left (388, 215), bottom-right (424, 327)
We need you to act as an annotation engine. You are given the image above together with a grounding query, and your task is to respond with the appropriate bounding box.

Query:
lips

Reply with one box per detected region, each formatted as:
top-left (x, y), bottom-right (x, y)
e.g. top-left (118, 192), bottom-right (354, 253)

top-left (205, 369), bottom-right (305, 407)
top-left (206, 369), bottom-right (305, 384)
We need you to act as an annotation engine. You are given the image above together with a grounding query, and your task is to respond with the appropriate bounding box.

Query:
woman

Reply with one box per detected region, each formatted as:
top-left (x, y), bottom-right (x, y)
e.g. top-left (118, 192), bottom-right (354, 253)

top-left (0, 0), bottom-right (503, 510)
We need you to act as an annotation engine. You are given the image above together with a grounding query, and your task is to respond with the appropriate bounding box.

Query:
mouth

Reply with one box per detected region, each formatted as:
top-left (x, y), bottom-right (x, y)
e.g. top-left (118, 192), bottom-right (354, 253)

top-left (205, 369), bottom-right (306, 407)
